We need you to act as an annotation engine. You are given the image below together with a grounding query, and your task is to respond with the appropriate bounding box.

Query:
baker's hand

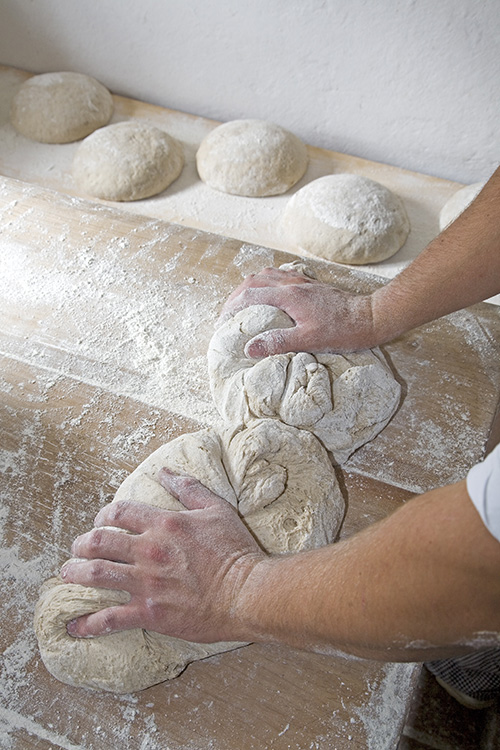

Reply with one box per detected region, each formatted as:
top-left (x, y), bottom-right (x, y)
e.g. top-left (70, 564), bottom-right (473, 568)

top-left (60, 470), bottom-right (266, 642)
top-left (218, 267), bottom-right (376, 355)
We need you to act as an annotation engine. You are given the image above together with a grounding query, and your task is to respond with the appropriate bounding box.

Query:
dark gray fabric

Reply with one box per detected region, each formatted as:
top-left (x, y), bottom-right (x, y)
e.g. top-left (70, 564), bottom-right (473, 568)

top-left (426, 648), bottom-right (500, 701)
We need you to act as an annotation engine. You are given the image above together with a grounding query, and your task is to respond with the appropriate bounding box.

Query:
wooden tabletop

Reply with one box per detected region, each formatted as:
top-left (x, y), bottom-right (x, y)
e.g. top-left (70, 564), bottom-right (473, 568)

top-left (1, 175), bottom-right (499, 749)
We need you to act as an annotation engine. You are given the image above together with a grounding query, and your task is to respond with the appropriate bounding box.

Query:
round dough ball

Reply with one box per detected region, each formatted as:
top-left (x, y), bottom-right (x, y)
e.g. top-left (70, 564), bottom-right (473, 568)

top-left (439, 182), bottom-right (484, 230)
top-left (196, 119), bottom-right (308, 197)
top-left (34, 423), bottom-right (342, 692)
top-left (208, 305), bottom-right (401, 464)
top-left (10, 71), bottom-right (113, 143)
top-left (72, 121), bottom-right (184, 201)
top-left (282, 174), bottom-right (410, 265)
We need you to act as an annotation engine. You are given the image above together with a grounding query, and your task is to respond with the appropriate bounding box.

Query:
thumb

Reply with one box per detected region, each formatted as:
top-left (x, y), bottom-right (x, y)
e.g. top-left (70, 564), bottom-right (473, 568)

top-left (244, 328), bottom-right (300, 358)
top-left (158, 468), bottom-right (225, 511)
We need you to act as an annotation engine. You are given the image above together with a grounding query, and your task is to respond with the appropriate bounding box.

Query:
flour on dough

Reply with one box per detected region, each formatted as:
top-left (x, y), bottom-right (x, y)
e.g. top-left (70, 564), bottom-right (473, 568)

top-left (34, 421), bottom-right (343, 693)
top-left (281, 174), bottom-right (410, 265)
top-left (439, 182), bottom-right (484, 231)
top-left (196, 119), bottom-right (308, 197)
top-left (208, 305), bottom-right (401, 463)
top-left (10, 72), bottom-right (113, 144)
top-left (72, 121), bottom-right (184, 201)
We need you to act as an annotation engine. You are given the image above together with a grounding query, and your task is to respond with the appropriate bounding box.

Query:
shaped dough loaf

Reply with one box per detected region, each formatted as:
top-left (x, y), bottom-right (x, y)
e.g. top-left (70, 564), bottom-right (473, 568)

top-left (439, 182), bottom-right (484, 231)
top-left (208, 305), bottom-right (401, 464)
top-left (11, 72), bottom-right (113, 143)
top-left (72, 121), bottom-right (184, 201)
top-left (34, 421), bottom-right (343, 693)
top-left (281, 174), bottom-right (410, 265)
top-left (196, 119), bottom-right (308, 197)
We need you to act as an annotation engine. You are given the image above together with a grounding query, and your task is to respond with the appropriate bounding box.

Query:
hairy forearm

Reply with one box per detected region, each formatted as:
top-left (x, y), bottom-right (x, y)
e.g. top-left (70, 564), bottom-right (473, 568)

top-left (233, 481), bottom-right (500, 661)
top-left (370, 166), bottom-right (500, 345)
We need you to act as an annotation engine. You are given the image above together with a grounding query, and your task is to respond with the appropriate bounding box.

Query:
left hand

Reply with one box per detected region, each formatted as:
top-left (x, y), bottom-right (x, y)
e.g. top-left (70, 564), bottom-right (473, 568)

top-left (61, 470), bottom-right (266, 642)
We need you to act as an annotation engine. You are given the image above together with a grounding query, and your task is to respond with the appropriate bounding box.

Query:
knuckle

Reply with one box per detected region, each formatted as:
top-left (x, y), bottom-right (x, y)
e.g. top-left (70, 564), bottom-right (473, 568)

top-left (144, 594), bottom-right (162, 617)
top-left (294, 281), bottom-right (309, 296)
top-left (144, 542), bottom-right (170, 565)
top-left (159, 512), bottom-right (181, 533)
top-left (87, 559), bottom-right (106, 580)
top-left (241, 286), bottom-right (258, 300)
top-left (87, 527), bottom-right (105, 553)
top-left (99, 609), bottom-right (118, 633)
top-left (106, 501), bottom-right (127, 524)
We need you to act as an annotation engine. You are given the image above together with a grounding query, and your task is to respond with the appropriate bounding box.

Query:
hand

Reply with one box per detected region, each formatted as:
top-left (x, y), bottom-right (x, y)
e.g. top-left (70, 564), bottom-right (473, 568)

top-left (61, 470), bottom-right (266, 642)
top-left (218, 267), bottom-right (376, 356)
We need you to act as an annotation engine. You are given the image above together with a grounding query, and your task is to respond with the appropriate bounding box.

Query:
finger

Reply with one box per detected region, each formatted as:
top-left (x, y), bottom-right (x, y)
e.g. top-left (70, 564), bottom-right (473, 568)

top-left (94, 500), bottom-right (165, 534)
top-left (244, 327), bottom-right (303, 358)
top-left (66, 603), bottom-right (142, 638)
top-left (71, 526), bottom-right (136, 562)
top-left (61, 558), bottom-right (137, 591)
top-left (224, 268), bottom-right (284, 303)
top-left (218, 268), bottom-right (310, 324)
top-left (158, 469), bottom-right (228, 512)
top-left (218, 286), bottom-right (290, 325)
top-left (247, 267), bottom-right (311, 285)
top-left (218, 280), bottom-right (276, 322)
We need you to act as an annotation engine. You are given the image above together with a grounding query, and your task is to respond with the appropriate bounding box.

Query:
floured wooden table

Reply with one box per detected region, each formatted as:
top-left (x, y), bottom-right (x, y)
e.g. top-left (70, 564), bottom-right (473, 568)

top-left (1, 178), bottom-right (500, 750)
top-left (1, 66), bottom-right (500, 750)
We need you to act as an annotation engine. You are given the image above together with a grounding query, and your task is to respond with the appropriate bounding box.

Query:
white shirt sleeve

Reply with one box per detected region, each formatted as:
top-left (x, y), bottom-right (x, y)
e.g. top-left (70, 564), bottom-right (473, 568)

top-left (466, 442), bottom-right (500, 543)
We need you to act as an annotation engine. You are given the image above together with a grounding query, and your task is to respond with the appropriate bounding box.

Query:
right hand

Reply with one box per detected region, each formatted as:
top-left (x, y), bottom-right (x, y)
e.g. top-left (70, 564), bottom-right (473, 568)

top-left (218, 267), bottom-right (377, 356)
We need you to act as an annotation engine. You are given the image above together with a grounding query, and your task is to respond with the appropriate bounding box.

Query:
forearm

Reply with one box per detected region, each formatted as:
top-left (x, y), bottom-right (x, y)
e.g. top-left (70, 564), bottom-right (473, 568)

top-left (371, 166), bottom-right (500, 344)
top-left (233, 481), bottom-right (500, 661)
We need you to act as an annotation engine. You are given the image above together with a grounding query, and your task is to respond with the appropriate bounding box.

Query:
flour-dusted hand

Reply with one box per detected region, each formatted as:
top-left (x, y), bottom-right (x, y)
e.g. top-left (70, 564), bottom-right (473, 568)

top-left (61, 470), bottom-right (266, 642)
top-left (218, 267), bottom-right (377, 356)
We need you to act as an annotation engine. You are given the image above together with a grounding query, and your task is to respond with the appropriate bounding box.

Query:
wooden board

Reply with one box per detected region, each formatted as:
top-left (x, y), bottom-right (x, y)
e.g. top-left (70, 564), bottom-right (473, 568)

top-left (1, 176), bottom-right (499, 749)
top-left (3, 63), bottom-right (496, 298)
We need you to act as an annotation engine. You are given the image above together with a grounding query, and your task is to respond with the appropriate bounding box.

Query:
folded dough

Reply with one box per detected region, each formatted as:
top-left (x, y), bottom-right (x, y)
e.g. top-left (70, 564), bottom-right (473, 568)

top-left (208, 305), bottom-right (401, 463)
top-left (34, 421), bottom-right (343, 693)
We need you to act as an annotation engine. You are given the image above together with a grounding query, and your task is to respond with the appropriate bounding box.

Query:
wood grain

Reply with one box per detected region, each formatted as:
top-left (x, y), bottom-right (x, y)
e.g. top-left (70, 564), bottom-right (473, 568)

top-left (0, 160), bottom-right (498, 746)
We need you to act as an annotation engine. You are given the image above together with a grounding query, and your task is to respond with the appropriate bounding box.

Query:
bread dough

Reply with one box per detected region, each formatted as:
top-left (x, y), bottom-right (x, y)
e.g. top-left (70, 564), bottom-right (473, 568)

top-left (439, 182), bottom-right (484, 230)
top-left (208, 305), bottom-right (401, 464)
top-left (10, 72), bottom-right (113, 144)
top-left (34, 421), bottom-right (343, 693)
top-left (196, 119), bottom-right (308, 197)
top-left (282, 174), bottom-right (410, 265)
top-left (72, 121), bottom-right (184, 201)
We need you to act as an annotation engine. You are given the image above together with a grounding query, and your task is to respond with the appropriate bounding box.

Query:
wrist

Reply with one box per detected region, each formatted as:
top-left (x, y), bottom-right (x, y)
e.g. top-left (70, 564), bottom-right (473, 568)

top-left (228, 556), bottom-right (281, 643)
top-left (369, 284), bottom-right (406, 346)
top-left (220, 552), bottom-right (272, 642)
top-left (358, 293), bottom-right (379, 349)
top-left (346, 292), bottom-right (383, 350)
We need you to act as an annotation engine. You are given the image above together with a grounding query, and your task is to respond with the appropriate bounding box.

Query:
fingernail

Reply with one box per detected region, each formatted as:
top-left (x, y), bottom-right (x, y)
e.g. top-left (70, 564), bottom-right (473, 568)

top-left (60, 565), bottom-right (69, 579)
top-left (158, 468), bottom-right (179, 488)
top-left (159, 467), bottom-right (175, 482)
top-left (66, 619), bottom-right (78, 636)
top-left (245, 339), bottom-right (265, 359)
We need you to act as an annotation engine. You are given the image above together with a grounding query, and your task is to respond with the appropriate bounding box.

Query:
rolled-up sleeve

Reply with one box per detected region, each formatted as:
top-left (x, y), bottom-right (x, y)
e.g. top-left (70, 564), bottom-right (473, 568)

top-left (467, 443), bottom-right (500, 543)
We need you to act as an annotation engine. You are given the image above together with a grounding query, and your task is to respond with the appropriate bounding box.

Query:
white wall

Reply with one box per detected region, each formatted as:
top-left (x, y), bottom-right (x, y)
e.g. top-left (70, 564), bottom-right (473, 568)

top-left (1, 0), bottom-right (498, 183)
